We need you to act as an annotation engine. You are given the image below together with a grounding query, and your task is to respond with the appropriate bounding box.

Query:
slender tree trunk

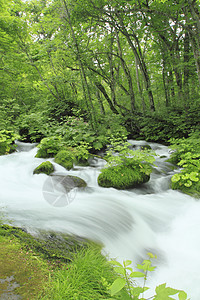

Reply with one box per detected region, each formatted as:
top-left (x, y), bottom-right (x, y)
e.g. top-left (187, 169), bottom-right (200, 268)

top-left (96, 89), bottom-right (105, 115)
top-left (94, 81), bottom-right (119, 114)
top-left (116, 31), bottom-right (135, 112)
top-left (135, 57), bottom-right (146, 112)
top-left (62, 0), bottom-right (97, 128)
top-left (116, 14), bottom-right (155, 111)
top-left (183, 31), bottom-right (190, 103)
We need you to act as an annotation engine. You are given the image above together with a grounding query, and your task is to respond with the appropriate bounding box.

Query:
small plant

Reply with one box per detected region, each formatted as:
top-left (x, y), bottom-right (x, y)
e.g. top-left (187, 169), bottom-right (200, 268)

top-left (105, 136), bottom-right (156, 176)
top-left (108, 253), bottom-right (189, 300)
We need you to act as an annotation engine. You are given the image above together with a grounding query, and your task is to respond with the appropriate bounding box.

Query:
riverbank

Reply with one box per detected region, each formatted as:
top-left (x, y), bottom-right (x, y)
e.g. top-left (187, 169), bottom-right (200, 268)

top-left (0, 230), bottom-right (49, 299)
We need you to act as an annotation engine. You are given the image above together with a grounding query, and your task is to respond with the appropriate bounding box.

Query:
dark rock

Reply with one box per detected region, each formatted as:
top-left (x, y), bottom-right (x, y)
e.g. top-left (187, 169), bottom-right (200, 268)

top-left (51, 175), bottom-right (87, 193)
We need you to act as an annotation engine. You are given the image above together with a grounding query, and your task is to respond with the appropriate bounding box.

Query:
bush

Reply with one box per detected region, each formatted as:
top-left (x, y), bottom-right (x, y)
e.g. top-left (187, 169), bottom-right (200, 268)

top-left (17, 112), bottom-right (47, 142)
top-left (170, 131), bottom-right (200, 197)
top-left (35, 136), bottom-right (64, 158)
top-left (33, 161), bottom-right (54, 175)
top-left (0, 130), bottom-right (19, 155)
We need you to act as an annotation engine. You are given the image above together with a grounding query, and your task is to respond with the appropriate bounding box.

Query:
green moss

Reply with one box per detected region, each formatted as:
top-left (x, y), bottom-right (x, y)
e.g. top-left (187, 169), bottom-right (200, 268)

top-left (0, 224), bottom-right (89, 299)
top-left (54, 150), bottom-right (73, 170)
top-left (33, 161), bottom-right (54, 175)
top-left (98, 164), bottom-right (150, 189)
top-left (0, 229), bottom-right (49, 299)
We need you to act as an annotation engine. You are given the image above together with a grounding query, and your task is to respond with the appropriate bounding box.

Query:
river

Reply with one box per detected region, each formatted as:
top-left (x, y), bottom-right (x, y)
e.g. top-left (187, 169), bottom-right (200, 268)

top-left (0, 140), bottom-right (199, 299)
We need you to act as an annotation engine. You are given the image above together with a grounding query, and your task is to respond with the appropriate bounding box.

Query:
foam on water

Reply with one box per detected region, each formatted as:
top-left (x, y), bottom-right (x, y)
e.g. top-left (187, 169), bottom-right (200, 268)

top-left (0, 141), bottom-right (198, 299)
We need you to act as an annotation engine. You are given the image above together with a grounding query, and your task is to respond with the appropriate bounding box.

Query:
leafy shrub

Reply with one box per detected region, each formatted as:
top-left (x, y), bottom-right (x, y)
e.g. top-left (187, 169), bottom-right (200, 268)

top-left (98, 138), bottom-right (155, 189)
top-left (125, 106), bottom-right (200, 144)
top-left (108, 254), bottom-right (188, 299)
top-left (170, 131), bottom-right (200, 197)
top-left (35, 136), bottom-right (64, 158)
top-left (33, 161), bottom-right (54, 175)
top-left (17, 112), bottom-right (48, 142)
top-left (0, 99), bottom-right (20, 130)
top-left (105, 137), bottom-right (155, 175)
top-left (0, 130), bottom-right (19, 155)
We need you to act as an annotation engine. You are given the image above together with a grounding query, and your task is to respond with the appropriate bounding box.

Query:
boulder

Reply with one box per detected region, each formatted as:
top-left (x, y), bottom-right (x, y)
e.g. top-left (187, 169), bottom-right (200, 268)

top-left (54, 150), bottom-right (73, 170)
top-left (51, 175), bottom-right (87, 193)
top-left (33, 161), bottom-right (54, 175)
top-left (98, 165), bottom-right (150, 189)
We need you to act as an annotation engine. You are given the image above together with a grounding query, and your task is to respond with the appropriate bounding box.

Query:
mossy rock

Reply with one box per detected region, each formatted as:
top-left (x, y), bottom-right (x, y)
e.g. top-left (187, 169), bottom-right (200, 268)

top-left (98, 165), bottom-right (150, 189)
top-left (54, 150), bottom-right (74, 170)
top-left (33, 161), bottom-right (54, 175)
top-left (75, 158), bottom-right (90, 167)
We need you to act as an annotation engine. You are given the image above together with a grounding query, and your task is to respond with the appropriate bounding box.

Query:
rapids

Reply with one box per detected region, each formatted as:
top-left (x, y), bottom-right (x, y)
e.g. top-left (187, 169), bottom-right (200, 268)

top-left (0, 140), bottom-right (199, 299)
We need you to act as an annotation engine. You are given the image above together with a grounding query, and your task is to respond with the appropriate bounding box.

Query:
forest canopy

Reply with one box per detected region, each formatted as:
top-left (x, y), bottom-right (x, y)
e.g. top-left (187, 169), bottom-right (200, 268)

top-left (0, 0), bottom-right (199, 142)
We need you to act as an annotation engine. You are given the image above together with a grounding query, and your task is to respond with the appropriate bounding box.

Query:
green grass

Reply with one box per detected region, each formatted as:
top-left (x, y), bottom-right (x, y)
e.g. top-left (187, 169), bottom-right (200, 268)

top-left (40, 246), bottom-right (129, 300)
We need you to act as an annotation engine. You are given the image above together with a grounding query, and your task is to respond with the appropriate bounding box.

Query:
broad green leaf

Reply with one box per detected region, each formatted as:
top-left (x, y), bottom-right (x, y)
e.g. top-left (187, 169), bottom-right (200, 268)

top-left (178, 290), bottom-right (188, 300)
top-left (184, 180), bottom-right (192, 187)
top-left (123, 260), bottom-right (132, 267)
top-left (114, 266), bottom-right (126, 276)
top-left (129, 271), bottom-right (145, 278)
top-left (109, 277), bottom-right (126, 296)
top-left (109, 260), bottom-right (123, 267)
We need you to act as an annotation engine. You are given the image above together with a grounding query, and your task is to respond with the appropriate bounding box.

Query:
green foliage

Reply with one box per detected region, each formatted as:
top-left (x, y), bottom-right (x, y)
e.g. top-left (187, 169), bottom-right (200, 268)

top-left (50, 116), bottom-right (108, 152)
top-left (54, 150), bottom-right (74, 170)
top-left (35, 136), bottom-right (64, 158)
top-left (98, 137), bottom-right (155, 189)
top-left (126, 107), bottom-right (200, 144)
top-left (0, 99), bottom-right (20, 130)
top-left (17, 112), bottom-right (48, 143)
top-left (105, 137), bottom-right (156, 176)
top-left (170, 131), bottom-right (200, 197)
top-left (108, 254), bottom-right (189, 300)
top-left (98, 164), bottom-right (150, 189)
top-left (33, 161), bottom-right (54, 175)
top-left (40, 246), bottom-right (125, 300)
top-left (0, 129), bottom-right (19, 155)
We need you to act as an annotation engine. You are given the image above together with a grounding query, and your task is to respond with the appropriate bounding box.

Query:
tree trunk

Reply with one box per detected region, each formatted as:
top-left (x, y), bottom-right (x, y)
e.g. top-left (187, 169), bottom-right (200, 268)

top-left (62, 0), bottom-right (97, 128)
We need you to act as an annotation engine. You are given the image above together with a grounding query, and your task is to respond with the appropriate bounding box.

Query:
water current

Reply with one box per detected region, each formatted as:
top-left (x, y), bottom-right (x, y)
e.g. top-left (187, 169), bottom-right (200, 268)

top-left (0, 140), bottom-right (199, 299)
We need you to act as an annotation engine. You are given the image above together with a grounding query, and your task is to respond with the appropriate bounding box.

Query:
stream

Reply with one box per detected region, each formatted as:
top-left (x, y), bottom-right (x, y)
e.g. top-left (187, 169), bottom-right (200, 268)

top-left (0, 140), bottom-right (200, 299)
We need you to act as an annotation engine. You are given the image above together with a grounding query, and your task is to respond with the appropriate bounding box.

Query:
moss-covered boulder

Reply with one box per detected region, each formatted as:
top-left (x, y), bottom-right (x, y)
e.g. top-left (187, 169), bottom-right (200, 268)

top-left (54, 150), bottom-right (74, 170)
top-left (98, 165), bottom-right (150, 189)
top-left (33, 161), bottom-right (54, 175)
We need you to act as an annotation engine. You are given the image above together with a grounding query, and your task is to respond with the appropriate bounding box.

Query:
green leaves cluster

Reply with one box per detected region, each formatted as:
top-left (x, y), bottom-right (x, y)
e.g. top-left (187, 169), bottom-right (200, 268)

top-left (105, 137), bottom-right (156, 176)
top-left (107, 253), bottom-right (188, 300)
top-left (0, 129), bottom-right (19, 155)
top-left (170, 131), bottom-right (200, 196)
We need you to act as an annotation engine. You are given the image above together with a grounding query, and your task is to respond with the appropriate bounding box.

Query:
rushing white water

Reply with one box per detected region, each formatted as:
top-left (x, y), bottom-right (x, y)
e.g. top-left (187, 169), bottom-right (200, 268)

top-left (0, 140), bottom-right (199, 299)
